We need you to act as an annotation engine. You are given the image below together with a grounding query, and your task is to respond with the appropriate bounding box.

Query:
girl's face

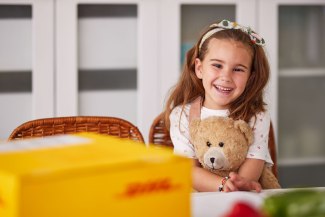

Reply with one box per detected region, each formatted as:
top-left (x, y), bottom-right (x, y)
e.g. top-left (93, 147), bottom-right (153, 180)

top-left (195, 38), bottom-right (252, 110)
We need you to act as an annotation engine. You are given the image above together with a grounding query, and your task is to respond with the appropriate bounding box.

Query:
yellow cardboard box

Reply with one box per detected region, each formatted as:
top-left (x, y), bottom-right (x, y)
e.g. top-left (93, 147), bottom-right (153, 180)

top-left (0, 133), bottom-right (192, 217)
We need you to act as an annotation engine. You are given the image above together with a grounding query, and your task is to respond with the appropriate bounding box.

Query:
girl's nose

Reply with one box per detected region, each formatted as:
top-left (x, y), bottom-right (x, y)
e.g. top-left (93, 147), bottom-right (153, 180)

top-left (220, 69), bottom-right (231, 82)
top-left (220, 76), bottom-right (230, 82)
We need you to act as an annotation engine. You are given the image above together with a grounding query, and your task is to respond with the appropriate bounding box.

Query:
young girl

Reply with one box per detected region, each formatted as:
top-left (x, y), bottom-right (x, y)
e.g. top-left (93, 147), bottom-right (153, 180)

top-left (163, 20), bottom-right (272, 192)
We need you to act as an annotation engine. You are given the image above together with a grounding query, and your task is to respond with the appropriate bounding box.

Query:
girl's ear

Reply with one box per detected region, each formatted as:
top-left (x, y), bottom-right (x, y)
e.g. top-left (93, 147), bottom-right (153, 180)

top-left (195, 58), bottom-right (203, 79)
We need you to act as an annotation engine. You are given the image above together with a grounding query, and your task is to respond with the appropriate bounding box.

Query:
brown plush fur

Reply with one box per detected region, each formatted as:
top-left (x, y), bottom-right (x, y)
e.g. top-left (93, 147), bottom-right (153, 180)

top-left (190, 116), bottom-right (281, 189)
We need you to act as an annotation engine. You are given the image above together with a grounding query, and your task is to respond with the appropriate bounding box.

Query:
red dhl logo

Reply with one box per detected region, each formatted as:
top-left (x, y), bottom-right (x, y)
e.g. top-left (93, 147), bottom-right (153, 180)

top-left (117, 178), bottom-right (181, 198)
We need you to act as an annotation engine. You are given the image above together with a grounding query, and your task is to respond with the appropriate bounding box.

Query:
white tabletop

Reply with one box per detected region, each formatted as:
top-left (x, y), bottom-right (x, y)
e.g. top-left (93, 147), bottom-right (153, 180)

top-left (192, 191), bottom-right (264, 217)
top-left (191, 188), bottom-right (325, 217)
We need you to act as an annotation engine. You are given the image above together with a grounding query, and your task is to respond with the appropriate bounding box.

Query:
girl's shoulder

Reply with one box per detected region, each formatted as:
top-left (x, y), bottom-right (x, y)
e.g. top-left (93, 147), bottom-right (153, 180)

top-left (170, 104), bottom-right (191, 121)
top-left (248, 110), bottom-right (271, 128)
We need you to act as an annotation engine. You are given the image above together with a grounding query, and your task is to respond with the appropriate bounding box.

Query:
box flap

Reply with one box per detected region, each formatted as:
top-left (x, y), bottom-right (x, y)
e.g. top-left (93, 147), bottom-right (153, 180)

top-left (0, 133), bottom-right (180, 178)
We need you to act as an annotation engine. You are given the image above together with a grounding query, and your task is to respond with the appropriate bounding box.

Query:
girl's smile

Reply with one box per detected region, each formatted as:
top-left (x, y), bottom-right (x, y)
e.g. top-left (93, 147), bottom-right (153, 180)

top-left (195, 38), bottom-right (253, 110)
top-left (215, 85), bottom-right (233, 95)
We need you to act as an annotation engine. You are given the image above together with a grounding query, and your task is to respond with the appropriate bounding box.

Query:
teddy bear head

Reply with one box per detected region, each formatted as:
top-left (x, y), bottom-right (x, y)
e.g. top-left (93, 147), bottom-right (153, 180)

top-left (190, 116), bottom-right (254, 173)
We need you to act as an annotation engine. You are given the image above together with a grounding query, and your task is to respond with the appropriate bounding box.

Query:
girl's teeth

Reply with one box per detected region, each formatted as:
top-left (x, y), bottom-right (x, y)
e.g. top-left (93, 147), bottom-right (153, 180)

top-left (215, 85), bottom-right (232, 91)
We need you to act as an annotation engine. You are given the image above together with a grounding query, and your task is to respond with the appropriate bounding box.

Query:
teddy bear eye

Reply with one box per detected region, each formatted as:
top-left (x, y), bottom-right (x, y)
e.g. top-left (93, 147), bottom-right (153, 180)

top-left (206, 141), bottom-right (212, 147)
top-left (219, 142), bottom-right (224, 147)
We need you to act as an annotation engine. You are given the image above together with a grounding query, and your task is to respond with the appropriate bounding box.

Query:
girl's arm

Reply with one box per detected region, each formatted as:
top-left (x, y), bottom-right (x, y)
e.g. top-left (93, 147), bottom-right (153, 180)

top-left (238, 158), bottom-right (265, 181)
top-left (222, 158), bottom-right (264, 192)
top-left (192, 159), bottom-right (261, 192)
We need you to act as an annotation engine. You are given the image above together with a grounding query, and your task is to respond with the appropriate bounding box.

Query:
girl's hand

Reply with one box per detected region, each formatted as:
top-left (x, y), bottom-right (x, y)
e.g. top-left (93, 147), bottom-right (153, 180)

top-left (223, 172), bottom-right (262, 192)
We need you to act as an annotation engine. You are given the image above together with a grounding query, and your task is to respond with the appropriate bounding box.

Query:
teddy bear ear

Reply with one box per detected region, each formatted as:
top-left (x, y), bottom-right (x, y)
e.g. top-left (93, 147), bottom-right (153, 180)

top-left (189, 119), bottom-right (201, 141)
top-left (234, 120), bottom-right (254, 145)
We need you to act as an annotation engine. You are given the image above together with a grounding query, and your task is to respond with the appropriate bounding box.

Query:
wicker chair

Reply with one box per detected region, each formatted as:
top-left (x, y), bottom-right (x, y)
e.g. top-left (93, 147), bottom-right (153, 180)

top-left (8, 116), bottom-right (144, 143)
top-left (149, 113), bottom-right (278, 178)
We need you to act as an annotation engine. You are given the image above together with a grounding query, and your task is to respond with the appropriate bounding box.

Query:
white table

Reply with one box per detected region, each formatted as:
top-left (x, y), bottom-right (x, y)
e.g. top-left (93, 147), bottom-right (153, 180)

top-left (191, 188), bottom-right (325, 217)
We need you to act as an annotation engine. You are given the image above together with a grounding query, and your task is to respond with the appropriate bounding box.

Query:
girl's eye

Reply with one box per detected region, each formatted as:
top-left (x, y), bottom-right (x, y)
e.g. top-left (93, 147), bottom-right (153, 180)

top-left (206, 141), bottom-right (212, 147)
top-left (213, 64), bottom-right (222, 69)
top-left (234, 68), bottom-right (245, 72)
top-left (233, 68), bottom-right (244, 72)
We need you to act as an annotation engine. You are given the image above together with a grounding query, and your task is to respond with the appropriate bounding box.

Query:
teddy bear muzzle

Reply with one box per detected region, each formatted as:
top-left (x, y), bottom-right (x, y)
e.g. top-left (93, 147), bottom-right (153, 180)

top-left (203, 147), bottom-right (230, 170)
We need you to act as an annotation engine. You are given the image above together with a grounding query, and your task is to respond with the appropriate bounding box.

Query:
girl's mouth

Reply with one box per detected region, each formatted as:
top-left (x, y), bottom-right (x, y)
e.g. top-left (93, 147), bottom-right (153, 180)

top-left (214, 85), bottom-right (233, 93)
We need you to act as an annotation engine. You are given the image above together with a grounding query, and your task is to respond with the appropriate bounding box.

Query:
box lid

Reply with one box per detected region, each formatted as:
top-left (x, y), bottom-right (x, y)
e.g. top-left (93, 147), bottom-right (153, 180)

top-left (0, 133), bottom-right (180, 179)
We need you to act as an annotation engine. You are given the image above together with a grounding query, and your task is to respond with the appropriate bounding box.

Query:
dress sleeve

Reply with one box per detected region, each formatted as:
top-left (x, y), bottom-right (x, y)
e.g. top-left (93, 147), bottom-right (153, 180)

top-left (247, 111), bottom-right (274, 166)
top-left (169, 105), bottom-right (196, 158)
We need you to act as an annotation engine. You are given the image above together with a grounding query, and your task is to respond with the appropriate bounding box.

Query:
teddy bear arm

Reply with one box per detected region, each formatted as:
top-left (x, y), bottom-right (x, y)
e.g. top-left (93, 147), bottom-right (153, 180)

top-left (259, 166), bottom-right (281, 189)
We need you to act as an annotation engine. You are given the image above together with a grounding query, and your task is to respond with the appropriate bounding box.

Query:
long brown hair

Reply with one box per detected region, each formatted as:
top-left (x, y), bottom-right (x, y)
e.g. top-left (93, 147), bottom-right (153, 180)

top-left (163, 26), bottom-right (270, 129)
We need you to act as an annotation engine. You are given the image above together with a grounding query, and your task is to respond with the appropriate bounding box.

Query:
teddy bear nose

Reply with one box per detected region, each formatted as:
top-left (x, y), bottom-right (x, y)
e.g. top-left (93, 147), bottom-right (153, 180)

top-left (210, 157), bottom-right (215, 163)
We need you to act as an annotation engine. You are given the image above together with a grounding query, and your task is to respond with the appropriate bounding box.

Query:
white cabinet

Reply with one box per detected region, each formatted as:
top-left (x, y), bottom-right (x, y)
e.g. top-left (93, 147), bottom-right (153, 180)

top-left (0, 0), bottom-right (161, 141)
top-left (260, 0), bottom-right (325, 161)
top-left (259, 0), bottom-right (325, 187)
top-left (0, 0), bottom-right (54, 139)
top-left (55, 0), bottom-right (161, 141)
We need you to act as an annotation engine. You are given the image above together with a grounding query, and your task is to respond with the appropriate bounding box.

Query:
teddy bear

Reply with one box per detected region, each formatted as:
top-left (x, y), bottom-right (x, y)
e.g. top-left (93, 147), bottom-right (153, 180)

top-left (190, 116), bottom-right (281, 189)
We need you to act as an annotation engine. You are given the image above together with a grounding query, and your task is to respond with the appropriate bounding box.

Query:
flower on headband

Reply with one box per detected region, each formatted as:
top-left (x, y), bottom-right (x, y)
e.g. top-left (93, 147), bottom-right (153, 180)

top-left (199, 19), bottom-right (266, 51)
top-left (250, 32), bottom-right (265, 45)
top-left (210, 20), bottom-right (237, 29)
top-left (212, 20), bottom-right (265, 46)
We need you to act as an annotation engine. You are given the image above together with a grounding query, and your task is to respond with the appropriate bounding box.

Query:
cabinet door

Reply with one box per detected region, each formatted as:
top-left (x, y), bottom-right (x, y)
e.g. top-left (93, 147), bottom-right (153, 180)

top-left (159, 0), bottom-right (257, 109)
top-left (0, 0), bottom-right (54, 139)
top-left (259, 0), bottom-right (325, 187)
top-left (56, 0), bottom-right (160, 140)
top-left (78, 4), bottom-right (138, 123)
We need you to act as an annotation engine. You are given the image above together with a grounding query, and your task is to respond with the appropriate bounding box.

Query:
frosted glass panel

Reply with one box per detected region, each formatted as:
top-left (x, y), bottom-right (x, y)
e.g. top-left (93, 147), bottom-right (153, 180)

top-left (278, 76), bottom-right (325, 159)
top-left (0, 92), bottom-right (32, 140)
top-left (0, 6), bottom-right (32, 71)
top-left (78, 4), bottom-right (137, 124)
top-left (181, 5), bottom-right (235, 64)
top-left (279, 6), bottom-right (325, 69)
top-left (78, 17), bottom-right (136, 69)
top-left (0, 5), bottom-right (32, 139)
top-left (278, 5), bottom-right (325, 161)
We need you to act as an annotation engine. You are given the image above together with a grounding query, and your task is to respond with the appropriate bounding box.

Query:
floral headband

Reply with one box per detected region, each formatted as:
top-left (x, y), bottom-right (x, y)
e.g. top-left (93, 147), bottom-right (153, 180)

top-left (199, 19), bottom-right (266, 51)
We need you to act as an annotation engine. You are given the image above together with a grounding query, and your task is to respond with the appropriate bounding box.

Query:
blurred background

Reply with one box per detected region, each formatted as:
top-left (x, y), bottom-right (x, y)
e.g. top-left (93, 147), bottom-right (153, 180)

top-left (0, 0), bottom-right (324, 188)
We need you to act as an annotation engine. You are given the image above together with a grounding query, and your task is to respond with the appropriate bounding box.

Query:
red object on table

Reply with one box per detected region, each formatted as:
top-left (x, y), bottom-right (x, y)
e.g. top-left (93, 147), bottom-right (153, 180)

top-left (223, 201), bottom-right (265, 217)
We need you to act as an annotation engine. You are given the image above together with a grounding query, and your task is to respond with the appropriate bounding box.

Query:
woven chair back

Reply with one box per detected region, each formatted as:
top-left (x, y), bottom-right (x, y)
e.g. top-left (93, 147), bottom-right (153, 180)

top-left (149, 113), bottom-right (278, 178)
top-left (148, 113), bottom-right (173, 148)
top-left (8, 116), bottom-right (144, 143)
